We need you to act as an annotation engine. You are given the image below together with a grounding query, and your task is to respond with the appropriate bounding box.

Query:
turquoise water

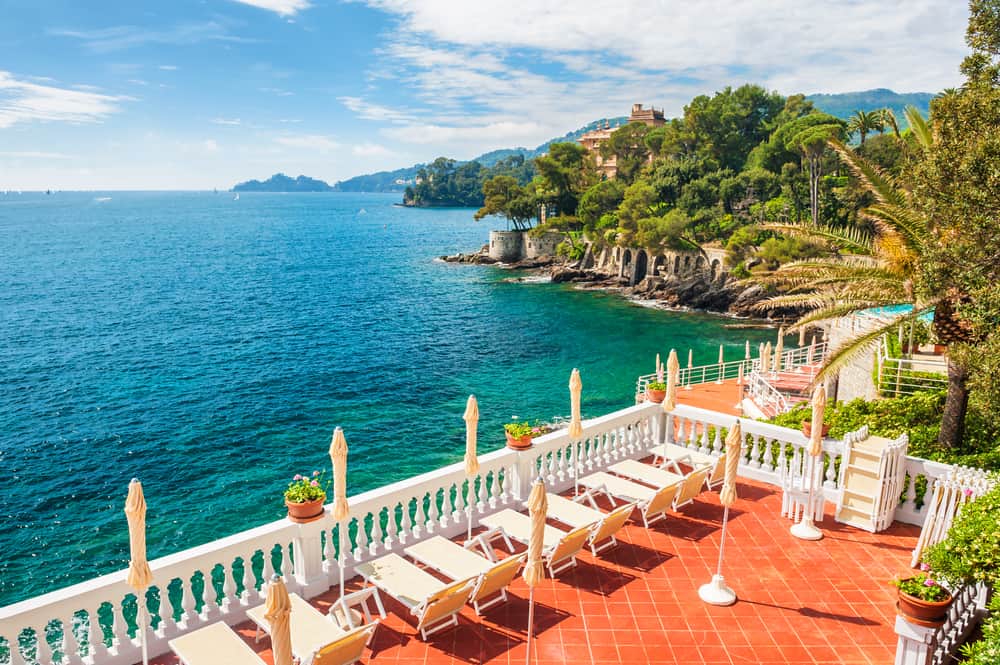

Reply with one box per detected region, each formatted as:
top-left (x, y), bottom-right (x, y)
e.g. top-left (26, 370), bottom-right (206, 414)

top-left (0, 192), bottom-right (780, 606)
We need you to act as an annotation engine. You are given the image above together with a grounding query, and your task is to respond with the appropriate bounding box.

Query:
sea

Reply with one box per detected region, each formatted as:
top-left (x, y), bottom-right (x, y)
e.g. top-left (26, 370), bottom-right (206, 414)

top-left (0, 191), bottom-right (781, 606)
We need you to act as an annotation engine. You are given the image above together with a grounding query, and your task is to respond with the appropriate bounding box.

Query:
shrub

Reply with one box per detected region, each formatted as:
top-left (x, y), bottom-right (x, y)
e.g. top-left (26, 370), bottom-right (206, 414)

top-left (285, 471), bottom-right (329, 504)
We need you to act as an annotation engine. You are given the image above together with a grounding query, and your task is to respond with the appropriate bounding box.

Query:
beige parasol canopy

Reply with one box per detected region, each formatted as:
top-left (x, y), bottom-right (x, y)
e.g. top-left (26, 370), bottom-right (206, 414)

top-left (330, 428), bottom-right (350, 521)
top-left (264, 576), bottom-right (293, 665)
top-left (774, 327), bottom-right (784, 372)
top-left (568, 369), bottom-right (583, 438)
top-left (523, 479), bottom-right (548, 588)
top-left (808, 384), bottom-right (827, 457)
top-left (125, 479), bottom-right (154, 592)
top-left (663, 349), bottom-right (679, 412)
top-left (762, 342), bottom-right (772, 374)
top-left (798, 327), bottom-right (806, 347)
top-left (463, 395), bottom-right (480, 477)
top-left (719, 423), bottom-right (743, 507)
top-left (808, 335), bottom-right (817, 365)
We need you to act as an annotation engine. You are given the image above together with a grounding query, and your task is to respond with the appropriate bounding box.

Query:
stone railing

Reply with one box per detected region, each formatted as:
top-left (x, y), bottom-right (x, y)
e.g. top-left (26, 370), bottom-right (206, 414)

top-left (663, 404), bottom-right (847, 495)
top-left (894, 582), bottom-right (990, 665)
top-left (0, 402), bottom-right (666, 665)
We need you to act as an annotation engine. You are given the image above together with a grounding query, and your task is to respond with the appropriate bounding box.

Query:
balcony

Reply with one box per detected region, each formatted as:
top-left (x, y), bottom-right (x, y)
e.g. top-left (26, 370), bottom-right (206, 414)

top-left (0, 401), bottom-right (973, 665)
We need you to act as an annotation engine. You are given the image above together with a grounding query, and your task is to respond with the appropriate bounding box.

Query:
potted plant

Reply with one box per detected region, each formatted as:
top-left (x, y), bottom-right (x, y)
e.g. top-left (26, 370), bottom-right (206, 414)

top-left (646, 380), bottom-right (667, 403)
top-left (891, 569), bottom-right (953, 627)
top-left (800, 420), bottom-right (830, 438)
top-left (284, 470), bottom-right (329, 523)
top-left (504, 421), bottom-right (552, 450)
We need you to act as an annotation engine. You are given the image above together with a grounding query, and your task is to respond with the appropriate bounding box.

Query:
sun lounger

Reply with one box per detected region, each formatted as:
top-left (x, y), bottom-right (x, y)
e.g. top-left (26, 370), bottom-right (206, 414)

top-left (479, 509), bottom-right (592, 576)
top-left (578, 471), bottom-right (680, 528)
top-left (168, 621), bottom-right (265, 665)
top-left (653, 443), bottom-right (726, 490)
top-left (544, 494), bottom-right (635, 555)
top-left (405, 535), bottom-right (526, 614)
top-left (246, 591), bottom-right (380, 664)
top-left (356, 553), bottom-right (476, 640)
top-left (610, 459), bottom-right (710, 509)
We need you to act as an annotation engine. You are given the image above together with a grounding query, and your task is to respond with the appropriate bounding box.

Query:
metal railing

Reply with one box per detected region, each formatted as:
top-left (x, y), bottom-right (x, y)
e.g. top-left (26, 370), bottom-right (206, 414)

top-left (876, 336), bottom-right (947, 397)
top-left (745, 371), bottom-right (789, 416)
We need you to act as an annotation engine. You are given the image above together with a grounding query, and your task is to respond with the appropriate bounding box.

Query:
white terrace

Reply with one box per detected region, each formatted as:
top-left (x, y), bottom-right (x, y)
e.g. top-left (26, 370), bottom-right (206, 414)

top-left (0, 395), bottom-right (991, 665)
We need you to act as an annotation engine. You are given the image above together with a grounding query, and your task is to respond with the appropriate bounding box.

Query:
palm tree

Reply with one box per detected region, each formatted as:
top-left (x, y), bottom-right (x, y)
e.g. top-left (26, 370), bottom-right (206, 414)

top-left (847, 110), bottom-right (883, 147)
top-left (879, 108), bottom-right (901, 139)
top-left (751, 122), bottom-right (975, 449)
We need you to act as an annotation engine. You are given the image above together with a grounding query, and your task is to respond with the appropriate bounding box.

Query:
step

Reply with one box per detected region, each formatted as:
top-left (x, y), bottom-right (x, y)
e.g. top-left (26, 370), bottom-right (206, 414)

top-left (841, 490), bottom-right (875, 512)
top-left (836, 506), bottom-right (876, 533)
top-left (843, 466), bottom-right (880, 496)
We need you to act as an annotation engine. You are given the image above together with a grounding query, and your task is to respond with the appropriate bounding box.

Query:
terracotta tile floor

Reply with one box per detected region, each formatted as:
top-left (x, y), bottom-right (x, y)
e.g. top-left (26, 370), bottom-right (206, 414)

top-left (148, 477), bottom-right (919, 665)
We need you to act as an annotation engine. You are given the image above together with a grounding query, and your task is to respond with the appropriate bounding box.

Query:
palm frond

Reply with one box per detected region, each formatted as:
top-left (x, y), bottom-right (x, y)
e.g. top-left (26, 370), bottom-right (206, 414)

top-left (760, 222), bottom-right (873, 254)
top-left (809, 306), bottom-right (935, 386)
top-left (905, 105), bottom-right (932, 149)
top-left (861, 204), bottom-right (929, 257)
top-left (827, 139), bottom-right (910, 208)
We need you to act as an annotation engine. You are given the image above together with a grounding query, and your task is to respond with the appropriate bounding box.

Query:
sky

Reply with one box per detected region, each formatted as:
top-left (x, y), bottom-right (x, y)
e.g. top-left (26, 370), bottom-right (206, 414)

top-left (0, 0), bottom-right (971, 190)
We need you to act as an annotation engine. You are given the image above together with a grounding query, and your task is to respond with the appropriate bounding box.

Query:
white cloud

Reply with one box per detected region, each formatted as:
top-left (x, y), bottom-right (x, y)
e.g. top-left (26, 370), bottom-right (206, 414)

top-left (230, 0), bottom-right (311, 16)
top-left (274, 134), bottom-right (340, 151)
top-left (351, 142), bottom-right (392, 157)
top-left (0, 71), bottom-right (127, 128)
top-left (211, 117), bottom-right (242, 126)
top-left (50, 23), bottom-right (251, 52)
top-left (159, 65), bottom-right (178, 71)
top-left (339, 96), bottom-right (415, 123)
top-left (0, 151), bottom-right (74, 159)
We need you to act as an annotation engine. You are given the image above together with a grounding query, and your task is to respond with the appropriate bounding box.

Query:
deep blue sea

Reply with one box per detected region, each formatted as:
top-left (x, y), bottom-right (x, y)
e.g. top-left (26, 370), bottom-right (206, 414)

top-left (0, 191), bottom-right (779, 605)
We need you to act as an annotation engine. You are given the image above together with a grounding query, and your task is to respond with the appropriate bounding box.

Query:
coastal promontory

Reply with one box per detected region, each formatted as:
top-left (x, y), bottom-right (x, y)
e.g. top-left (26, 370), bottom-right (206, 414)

top-left (232, 173), bottom-right (333, 192)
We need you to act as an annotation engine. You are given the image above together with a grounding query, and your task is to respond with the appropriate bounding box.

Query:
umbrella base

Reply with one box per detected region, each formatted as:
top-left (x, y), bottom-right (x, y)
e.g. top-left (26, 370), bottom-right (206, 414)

top-left (791, 518), bottom-right (824, 541)
top-left (698, 574), bottom-right (736, 606)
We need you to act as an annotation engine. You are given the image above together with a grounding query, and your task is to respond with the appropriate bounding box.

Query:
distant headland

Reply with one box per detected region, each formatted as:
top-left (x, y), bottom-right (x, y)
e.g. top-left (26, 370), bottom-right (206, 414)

top-left (232, 173), bottom-right (333, 192)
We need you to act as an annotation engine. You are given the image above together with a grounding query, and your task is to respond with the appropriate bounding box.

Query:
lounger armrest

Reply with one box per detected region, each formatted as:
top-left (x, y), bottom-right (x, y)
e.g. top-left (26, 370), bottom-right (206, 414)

top-left (329, 586), bottom-right (386, 629)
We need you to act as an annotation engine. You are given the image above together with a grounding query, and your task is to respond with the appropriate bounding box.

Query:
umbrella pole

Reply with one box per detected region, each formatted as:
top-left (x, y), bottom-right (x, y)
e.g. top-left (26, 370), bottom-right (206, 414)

top-left (467, 480), bottom-right (475, 540)
top-left (573, 440), bottom-right (579, 497)
top-left (698, 505), bottom-right (736, 605)
top-left (338, 521), bottom-right (346, 603)
top-left (140, 602), bottom-right (149, 665)
top-left (525, 587), bottom-right (536, 665)
top-left (791, 454), bottom-right (824, 540)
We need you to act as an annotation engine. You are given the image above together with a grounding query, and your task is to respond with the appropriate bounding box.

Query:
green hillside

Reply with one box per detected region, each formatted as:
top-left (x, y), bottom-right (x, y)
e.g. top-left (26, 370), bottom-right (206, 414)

top-left (332, 89), bottom-right (935, 192)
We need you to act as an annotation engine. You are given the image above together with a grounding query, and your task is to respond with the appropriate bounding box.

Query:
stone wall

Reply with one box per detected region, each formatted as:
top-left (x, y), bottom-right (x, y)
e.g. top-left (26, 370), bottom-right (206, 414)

top-left (525, 232), bottom-right (563, 259)
top-left (826, 316), bottom-right (879, 402)
top-left (594, 245), bottom-right (730, 285)
top-left (489, 230), bottom-right (564, 262)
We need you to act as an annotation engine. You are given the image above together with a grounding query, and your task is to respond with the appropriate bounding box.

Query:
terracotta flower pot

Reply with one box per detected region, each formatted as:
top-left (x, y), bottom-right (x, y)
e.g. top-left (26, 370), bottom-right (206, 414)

top-left (286, 497), bottom-right (326, 523)
top-left (645, 388), bottom-right (666, 403)
top-left (801, 421), bottom-right (830, 438)
top-left (897, 586), bottom-right (953, 627)
top-left (505, 432), bottom-right (534, 450)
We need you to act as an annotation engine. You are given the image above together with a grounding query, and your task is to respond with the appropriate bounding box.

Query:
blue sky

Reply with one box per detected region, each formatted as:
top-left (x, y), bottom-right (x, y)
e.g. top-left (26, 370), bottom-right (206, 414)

top-left (0, 0), bottom-right (969, 190)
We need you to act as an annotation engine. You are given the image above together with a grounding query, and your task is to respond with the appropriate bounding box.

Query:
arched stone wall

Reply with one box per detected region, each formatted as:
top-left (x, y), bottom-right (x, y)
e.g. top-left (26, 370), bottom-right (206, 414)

top-left (683, 255), bottom-right (691, 272)
top-left (710, 258), bottom-right (721, 281)
top-left (620, 248), bottom-right (633, 278)
top-left (673, 255), bottom-right (681, 275)
top-left (695, 255), bottom-right (706, 271)
top-left (631, 249), bottom-right (648, 285)
top-left (651, 254), bottom-right (666, 276)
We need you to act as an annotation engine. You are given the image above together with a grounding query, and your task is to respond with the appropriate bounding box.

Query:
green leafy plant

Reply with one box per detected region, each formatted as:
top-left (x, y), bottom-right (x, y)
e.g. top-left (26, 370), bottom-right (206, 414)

top-left (923, 485), bottom-right (1000, 589)
top-left (284, 470), bottom-right (330, 504)
top-left (891, 571), bottom-right (950, 602)
top-left (504, 421), bottom-right (552, 438)
top-left (647, 381), bottom-right (667, 391)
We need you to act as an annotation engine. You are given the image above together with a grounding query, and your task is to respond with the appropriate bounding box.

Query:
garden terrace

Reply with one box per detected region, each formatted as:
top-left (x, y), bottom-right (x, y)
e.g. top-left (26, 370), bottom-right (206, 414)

top-left (0, 401), bottom-right (963, 665)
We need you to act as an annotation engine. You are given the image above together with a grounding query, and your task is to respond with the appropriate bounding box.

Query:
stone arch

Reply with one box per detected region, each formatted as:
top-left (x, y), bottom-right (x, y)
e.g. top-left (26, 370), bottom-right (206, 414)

top-left (683, 255), bottom-right (691, 272)
top-left (651, 254), bottom-right (666, 276)
top-left (631, 249), bottom-right (648, 285)
top-left (695, 255), bottom-right (706, 271)
top-left (673, 255), bottom-right (681, 275)
top-left (710, 258), bottom-right (722, 281)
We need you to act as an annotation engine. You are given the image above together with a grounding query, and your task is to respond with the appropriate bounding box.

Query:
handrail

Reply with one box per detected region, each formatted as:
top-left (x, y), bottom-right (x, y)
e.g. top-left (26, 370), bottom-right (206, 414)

top-left (745, 371), bottom-right (789, 415)
top-left (875, 335), bottom-right (948, 397)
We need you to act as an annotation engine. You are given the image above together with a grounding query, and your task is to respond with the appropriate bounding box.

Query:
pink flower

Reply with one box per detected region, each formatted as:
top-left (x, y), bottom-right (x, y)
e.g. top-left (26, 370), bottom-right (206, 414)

top-left (964, 488), bottom-right (974, 497)
top-left (311, 480), bottom-right (319, 487)
top-left (293, 474), bottom-right (302, 481)
top-left (313, 471), bottom-right (320, 476)
top-left (919, 563), bottom-right (930, 572)
top-left (923, 579), bottom-right (936, 587)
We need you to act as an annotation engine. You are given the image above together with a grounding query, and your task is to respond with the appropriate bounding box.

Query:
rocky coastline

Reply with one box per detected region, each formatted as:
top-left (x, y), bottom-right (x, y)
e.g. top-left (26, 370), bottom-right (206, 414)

top-left (439, 245), bottom-right (800, 321)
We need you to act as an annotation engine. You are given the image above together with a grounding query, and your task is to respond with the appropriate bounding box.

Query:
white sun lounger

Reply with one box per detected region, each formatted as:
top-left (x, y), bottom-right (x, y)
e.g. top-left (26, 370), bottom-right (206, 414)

top-left (478, 509), bottom-right (592, 576)
top-left (578, 471), bottom-right (680, 528)
top-left (405, 535), bottom-right (526, 614)
top-left (544, 494), bottom-right (635, 555)
top-left (653, 443), bottom-right (727, 490)
top-left (168, 621), bottom-right (265, 665)
top-left (356, 553), bottom-right (476, 640)
top-left (246, 591), bottom-right (381, 664)
top-left (610, 459), bottom-right (711, 510)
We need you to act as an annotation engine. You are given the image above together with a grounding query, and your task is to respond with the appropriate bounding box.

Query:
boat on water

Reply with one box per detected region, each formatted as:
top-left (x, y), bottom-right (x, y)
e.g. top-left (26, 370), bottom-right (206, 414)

top-left (233, 193), bottom-right (240, 201)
